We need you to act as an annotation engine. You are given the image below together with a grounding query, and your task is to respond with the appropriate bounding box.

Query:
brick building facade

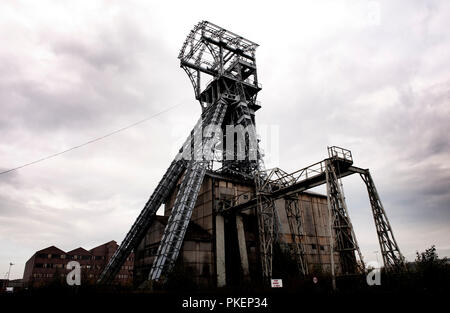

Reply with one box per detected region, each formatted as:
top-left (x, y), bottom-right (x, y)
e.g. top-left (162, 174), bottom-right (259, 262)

top-left (23, 240), bottom-right (133, 287)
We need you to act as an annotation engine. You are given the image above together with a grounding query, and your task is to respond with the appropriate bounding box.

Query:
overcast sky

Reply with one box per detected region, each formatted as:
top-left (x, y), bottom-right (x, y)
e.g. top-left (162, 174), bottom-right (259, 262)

top-left (1, 0), bottom-right (449, 279)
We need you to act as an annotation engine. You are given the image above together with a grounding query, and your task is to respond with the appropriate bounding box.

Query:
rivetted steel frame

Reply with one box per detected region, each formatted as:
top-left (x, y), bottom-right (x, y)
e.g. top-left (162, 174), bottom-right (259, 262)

top-left (99, 21), bottom-right (265, 285)
top-left (324, 158), bottom-right (364, 275)
top-left (178, 21), bottom-right (260, 111)
top-left (98, 20), bottom-right (405, 286)
top-left (284, 195), bottom-right (308, 275)
top-left (178, 21), bottom-right (277, 283)
top-left (223, 146), bottom-right (405, 276)
top-left (252, 168), bottom-right (309, 280)
top-left (360, 170), bottom-right (405, 271)
top-left (97, 99), bottom-right (227, 284)
top-left (148, 97), bottom-right (229, 282)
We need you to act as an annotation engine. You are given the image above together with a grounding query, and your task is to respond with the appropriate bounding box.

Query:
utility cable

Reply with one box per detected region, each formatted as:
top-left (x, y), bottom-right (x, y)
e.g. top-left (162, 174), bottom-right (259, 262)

top-left (0, 103), bottom-right (183, 176)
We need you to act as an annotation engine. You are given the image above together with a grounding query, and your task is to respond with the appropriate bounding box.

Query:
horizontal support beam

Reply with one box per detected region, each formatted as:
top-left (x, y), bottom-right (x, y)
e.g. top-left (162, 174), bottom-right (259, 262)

top-left (180, 60), bottom-right (218, 76)
top-left (202, 36), bottom-right (255, 61)
top-left (224, 163), bottom-right (368, 214)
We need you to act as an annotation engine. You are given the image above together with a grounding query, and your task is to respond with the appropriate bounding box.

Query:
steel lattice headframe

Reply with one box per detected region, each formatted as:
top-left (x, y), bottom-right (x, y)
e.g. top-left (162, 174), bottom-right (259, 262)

top-left (97, 21), bottom-right (405, 289)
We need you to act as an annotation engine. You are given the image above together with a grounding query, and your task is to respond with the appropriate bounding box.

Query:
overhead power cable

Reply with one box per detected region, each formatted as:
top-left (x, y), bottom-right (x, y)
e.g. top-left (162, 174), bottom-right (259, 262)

top-left (0, 103), bottom-right (183, 176)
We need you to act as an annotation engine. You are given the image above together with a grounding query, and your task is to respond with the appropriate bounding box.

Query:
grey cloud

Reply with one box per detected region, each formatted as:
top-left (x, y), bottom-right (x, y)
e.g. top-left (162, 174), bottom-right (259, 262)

top-left (1, 0), bottom-right (450, 279)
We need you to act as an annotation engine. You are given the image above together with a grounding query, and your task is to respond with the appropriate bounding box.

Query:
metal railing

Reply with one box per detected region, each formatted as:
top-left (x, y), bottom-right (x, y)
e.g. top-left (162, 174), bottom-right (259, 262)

top-left (327, 146), bottom-right (353, 163)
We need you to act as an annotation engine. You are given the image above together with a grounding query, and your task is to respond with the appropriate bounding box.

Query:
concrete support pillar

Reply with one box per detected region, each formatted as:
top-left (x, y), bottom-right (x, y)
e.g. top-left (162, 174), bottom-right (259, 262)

top-left (236, 214), bottom-right (250, 279)
top-left (215, 214), bottom-right (226, 287)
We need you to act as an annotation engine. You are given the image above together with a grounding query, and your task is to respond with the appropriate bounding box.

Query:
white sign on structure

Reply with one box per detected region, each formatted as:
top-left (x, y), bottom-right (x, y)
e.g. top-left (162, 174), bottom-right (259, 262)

top-left (271, 279), bottom-right (283, 288)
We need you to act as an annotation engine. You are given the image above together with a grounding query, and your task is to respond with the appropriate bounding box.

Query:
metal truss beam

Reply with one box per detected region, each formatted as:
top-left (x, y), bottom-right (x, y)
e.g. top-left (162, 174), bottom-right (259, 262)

top-left (284, 195), bottom-right (308, 275)
top-left (223, 147), bottom-right (405, 281)
top-left (255, 189), bottom-right (276, 281)
top-left (360, 170), bottom-right (405, 271)
top-left (97, 98), bottom-right (227, 284)
top-left (148, 97), bottom-right (229, 283)
top-left (97, 158), bottom-right (186, 284)
top-left (225, 161), bottom-right (365, 214)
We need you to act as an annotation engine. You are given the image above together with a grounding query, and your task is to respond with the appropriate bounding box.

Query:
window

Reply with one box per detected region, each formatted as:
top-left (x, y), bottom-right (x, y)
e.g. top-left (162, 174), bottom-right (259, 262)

top-left (35, 263), bottom-right (43, 268)
top-left (320, 245), bottom-right (325, 251)
top-left (311, 244), bottom-right (317, 250)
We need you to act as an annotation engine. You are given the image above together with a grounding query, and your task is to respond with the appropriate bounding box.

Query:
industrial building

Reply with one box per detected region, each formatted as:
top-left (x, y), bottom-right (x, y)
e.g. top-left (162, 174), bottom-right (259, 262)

top-left (97, 21), bottom-right (404, 290)
top-left (134, 172), bottom-right (340, 288)
top-left (23, 240), bottom-right (133, 287)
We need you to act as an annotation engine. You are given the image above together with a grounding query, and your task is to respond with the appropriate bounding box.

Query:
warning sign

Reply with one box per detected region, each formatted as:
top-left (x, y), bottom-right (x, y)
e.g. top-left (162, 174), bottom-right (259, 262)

top-left (271, 279), bottom-right (283, 288)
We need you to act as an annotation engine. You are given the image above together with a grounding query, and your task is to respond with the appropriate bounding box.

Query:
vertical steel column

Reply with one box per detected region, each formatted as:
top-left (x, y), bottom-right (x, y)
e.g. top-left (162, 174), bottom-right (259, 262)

top-left (284, 196), bottom-right (308, 275)
top-left (325, 159), bottom-right (364, 275)
top-left (255, 191), bottom-right (275, 282)
top-left (325, 164), bottom-right (337, 290)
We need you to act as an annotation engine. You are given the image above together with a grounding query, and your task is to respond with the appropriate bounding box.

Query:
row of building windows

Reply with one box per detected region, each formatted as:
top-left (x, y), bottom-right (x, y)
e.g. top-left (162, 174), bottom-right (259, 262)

top-left (287, 243), bottom-right (327, 252)
top-left (311, 244), bottom-right (326, 251)
top-left (34, 263), bottom-right (107, 270)
top-left (33, 273), bottom-right (54, 278)
top-left (35, 263), bottom-right (64, 269)
top-left (33, 273), bottom-right (108, 279)
top-left (36, 253), bottom-right (106, 261)
top-left (37, 253), bottom-right (64, 259)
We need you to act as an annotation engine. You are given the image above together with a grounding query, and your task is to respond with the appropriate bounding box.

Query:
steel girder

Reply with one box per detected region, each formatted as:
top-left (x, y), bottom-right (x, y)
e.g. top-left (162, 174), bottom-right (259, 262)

top-left (255, 190), bottom-right (275, 281)
top-left (325, 159), bottom-right (365, 275)
top-left (284, 196), bottom-right (308, 275)
top-left (148, 98), bottom-right (229, 282)
top-left (97, 158), bottom-right (186, 284)
top-left (97, 98), bottom-right (228, 285)
top-left (360, 170), bottom-right (405, 271)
